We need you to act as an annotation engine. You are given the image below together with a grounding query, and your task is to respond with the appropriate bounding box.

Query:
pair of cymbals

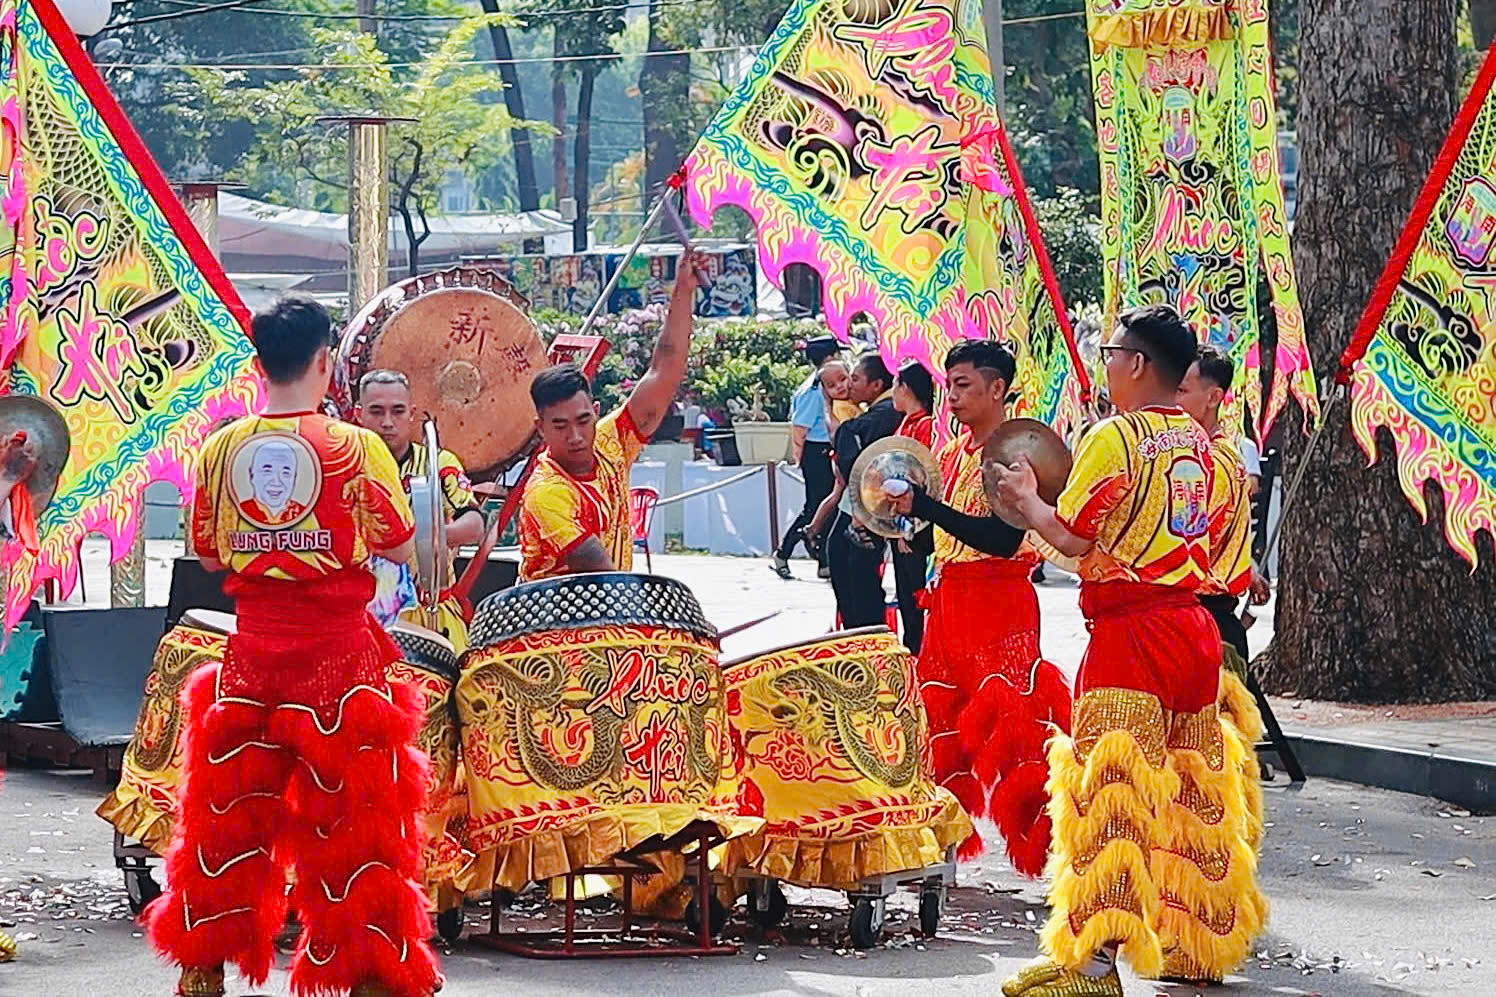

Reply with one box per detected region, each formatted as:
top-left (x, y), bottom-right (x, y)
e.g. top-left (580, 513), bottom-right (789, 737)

top-left (980, 418), bottom-right (1072, 528)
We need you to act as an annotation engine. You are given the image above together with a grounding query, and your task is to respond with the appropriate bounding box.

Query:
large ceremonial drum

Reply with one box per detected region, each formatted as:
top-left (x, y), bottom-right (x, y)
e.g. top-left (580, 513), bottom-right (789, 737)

top-left (455, 573), bottom-right (760, 892)
top-left (332, 266), bottom-right (545, 479)
top-left (722, 627), bottom-right (972, 890)
top-left (387, 620), bottom-right (467, 892)
top-left (96, 609), bottom-right (234, 852)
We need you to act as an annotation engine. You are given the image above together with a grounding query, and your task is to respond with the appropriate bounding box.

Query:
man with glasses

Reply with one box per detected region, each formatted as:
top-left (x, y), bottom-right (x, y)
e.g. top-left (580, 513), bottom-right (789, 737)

top-left (995, 305), bottom-right (1266, 994)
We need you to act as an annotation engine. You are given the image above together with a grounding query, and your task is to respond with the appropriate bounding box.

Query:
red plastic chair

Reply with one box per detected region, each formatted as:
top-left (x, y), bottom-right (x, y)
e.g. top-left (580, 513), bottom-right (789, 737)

top-left (629, 485), bottom-right (660, 573)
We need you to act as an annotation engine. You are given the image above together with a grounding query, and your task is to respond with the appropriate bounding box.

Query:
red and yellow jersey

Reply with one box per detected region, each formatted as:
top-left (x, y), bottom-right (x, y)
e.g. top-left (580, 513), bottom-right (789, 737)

top-left (897, 412), bottom-right (934, 449)
top-left (518, 406), bottom-right (647, 581)
top-left (1203, 431), bottom-right (1253, 597)
top-left (396, 443), bottom-right (481, 521)
top-left (192, 413), bottom-right (415, 580)
top-left (934, 429), bottom-right (1039, 566)
top-left (1054, 407), bottom-right (1213, 588)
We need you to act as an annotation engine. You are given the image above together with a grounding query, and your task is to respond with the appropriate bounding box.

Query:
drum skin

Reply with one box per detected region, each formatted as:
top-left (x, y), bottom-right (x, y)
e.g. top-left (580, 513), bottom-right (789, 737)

top-left (455, 573), bottom-right (761, 893)
top-left (99, 614), bottom-right (474, 901)
top-left (721, 627), bottom-right (972, 890)
top-left (332, 267), bottom-right (545, 478)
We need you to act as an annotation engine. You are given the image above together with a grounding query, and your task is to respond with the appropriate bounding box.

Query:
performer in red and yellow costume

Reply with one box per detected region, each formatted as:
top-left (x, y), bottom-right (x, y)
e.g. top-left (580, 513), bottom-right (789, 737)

top-left (518, 253), bottom-right (701, 580)
top-left (1177, 344), bottom-right (1269, 853)
top-left (885, 340), bottom-right (1071, 872)
top-left (996, 305), bottom-right (1266, 995)
top-left (145, 297), bottom-right (440, 997)
top-left (509, 253), bottom-right (699, 914)
top-left (356, 366), bottom-right (486, 650)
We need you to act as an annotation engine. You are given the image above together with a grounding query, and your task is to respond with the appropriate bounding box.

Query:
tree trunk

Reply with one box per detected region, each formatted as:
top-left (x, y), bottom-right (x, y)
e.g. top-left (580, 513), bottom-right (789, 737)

top-left (573, 64), bottom-right (597, 252)
top-left (478, 0), bottom-right (540, 213)
top-left (1261, 0), bottom-right (1496, 703)
top-left (640, 0), bottom-right (689, 196)
top-left (1473, 0), bottom-right (1496, 50)
top-left (552, 37), bottom-right (568, 204)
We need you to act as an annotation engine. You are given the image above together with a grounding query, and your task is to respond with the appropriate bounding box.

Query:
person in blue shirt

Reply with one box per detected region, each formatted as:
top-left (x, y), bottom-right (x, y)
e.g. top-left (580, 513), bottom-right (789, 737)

top-left (771, 335), bottom-right (842, 579)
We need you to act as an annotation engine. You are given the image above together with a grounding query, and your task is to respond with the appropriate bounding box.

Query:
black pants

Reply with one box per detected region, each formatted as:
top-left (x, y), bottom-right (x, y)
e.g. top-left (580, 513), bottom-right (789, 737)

top-left (1199, 593), bottom-right (1249, 661)
top-left (828, 511), bottom-right (887, 628)
top-left (777, 442), bottom-right (834, 562)
top-left (891, 529), bottom-right (932, 654)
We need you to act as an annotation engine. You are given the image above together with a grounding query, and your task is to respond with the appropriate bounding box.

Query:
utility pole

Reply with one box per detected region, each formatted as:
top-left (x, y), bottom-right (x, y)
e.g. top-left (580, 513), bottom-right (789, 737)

top-left (982, 0), bottom-right (1005, 116)
top-left (357, 0), bottom-right (376, 37)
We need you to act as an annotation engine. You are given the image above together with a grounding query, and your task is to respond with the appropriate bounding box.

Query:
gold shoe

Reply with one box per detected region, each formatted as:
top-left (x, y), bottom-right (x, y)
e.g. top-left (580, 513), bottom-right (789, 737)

top-left (175, 965), bottom-right (225, 997)
top-left (0, 930), bottom-right (15, 963)
top-left (1160, 949), bottom-right (1223, 985)
top-left (1001, 960), bottom-right (1123, 997)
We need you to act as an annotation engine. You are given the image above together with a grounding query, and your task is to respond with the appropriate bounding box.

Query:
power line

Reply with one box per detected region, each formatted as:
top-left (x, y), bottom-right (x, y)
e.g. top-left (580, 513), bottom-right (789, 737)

top-left (98, 42), bottom-right (756, 69)
top-left (113, 0), bottom-right (718, 27)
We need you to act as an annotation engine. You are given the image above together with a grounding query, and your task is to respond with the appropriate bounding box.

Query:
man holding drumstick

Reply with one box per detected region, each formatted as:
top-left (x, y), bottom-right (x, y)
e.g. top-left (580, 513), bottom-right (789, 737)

top-left (356, 367), bottom-right (485, 649)
top-left (517, 253), bottom-right (704, 581)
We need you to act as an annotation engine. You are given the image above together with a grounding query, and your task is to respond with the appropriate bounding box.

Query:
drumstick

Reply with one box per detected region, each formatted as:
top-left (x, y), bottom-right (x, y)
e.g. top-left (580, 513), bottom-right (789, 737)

top-left (716, 611), bottom-right (780, 639)
top-left (661, 196), bottom-right (713, 290)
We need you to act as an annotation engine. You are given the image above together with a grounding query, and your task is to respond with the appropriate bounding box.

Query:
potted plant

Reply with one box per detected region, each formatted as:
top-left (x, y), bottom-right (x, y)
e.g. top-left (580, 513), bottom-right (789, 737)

top-left (698, 355), bottom-right (801, 463)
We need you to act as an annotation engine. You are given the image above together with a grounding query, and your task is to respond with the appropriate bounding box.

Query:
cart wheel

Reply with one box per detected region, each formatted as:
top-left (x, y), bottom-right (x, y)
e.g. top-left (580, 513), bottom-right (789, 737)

top-left (124, 867), bottom-right (161, 915)
top-left (849, 897), bottom-right (884, 949)
top-left (748, 880), bottom-right (788, 929)
top-left (685, 895), bottom-right (729, 938)
top-left (919, 886), bottom-right (942, 936)
top-left (436, 906), bottom-right (463, 943)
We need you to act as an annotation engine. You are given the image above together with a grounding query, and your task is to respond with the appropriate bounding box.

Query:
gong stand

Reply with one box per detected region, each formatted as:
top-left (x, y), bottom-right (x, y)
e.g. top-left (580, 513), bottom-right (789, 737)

top-left (471, 821), bottom-right (737, 959)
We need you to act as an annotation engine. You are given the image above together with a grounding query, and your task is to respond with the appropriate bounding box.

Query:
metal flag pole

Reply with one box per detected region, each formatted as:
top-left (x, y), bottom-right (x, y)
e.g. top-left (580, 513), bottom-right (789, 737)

top-left (1255, 384), bottom-right (1344, 573)
top-left (576, 192), bottom-right (672, 339)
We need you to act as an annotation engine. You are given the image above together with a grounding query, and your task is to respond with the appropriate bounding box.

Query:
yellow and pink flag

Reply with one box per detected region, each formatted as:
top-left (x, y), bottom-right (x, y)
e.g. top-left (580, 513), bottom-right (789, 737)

top-left (1340, 41), bottom-right (1496, 567)
top-left (683, 0), bottom-right (1091, 440)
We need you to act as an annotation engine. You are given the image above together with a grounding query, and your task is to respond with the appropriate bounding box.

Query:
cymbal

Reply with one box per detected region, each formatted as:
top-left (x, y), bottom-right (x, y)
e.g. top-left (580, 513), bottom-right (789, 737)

top-left (848, 435), bottom-right (940, 539)
top-left (981, 418), bottom-right (1072, 529)
top-left (0, 395), bottom-right (69, 513)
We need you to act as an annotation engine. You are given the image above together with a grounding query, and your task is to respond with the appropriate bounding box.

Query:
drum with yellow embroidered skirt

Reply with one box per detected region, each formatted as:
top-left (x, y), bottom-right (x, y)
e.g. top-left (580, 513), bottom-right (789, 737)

top-left (97, 609), bottom-right (234, 854)
top-left (387, 619), bottom-right (468, 911)
top-left (455, 572), bottom-right (762, 893)
top-left (721, 626), bottom-right (972, 891)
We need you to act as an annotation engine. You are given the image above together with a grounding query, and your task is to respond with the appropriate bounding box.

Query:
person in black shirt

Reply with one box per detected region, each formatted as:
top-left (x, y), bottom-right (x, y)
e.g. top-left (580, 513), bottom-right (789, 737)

top-left (825, 353), bottom-right (901, 628)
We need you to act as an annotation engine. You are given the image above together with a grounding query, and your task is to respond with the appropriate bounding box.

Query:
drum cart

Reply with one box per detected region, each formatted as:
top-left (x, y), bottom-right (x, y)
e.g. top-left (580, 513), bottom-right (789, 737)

top-left (732, 845), bottom-right (957, 949)
top-left (469, 820), bottom-right (738, 958)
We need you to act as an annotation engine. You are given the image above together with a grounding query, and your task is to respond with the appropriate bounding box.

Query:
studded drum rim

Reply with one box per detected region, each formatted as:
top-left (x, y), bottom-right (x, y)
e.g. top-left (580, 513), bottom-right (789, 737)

top-left (466, 572), bottom-right (716, 651)
top-left (390, 629), bottom-right (460, 681)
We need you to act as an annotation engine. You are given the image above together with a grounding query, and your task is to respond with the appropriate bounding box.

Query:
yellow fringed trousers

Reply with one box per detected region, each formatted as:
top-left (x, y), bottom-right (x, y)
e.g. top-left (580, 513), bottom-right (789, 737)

top-left (1039, 582), bottom-right (1267, 981)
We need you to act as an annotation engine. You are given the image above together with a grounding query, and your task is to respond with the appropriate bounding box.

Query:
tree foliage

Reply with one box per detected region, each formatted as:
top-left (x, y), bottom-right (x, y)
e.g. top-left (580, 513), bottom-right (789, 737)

top-left (182, 16), bottom-right (547, 273)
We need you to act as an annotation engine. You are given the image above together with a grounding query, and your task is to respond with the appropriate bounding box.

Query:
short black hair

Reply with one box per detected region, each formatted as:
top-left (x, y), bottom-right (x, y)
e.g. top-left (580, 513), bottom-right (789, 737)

top-left (896, 360), bottom-right (936, 413)
top-left (854, 352), bottom-right (893, 392)
top-left (1193, 343), bottom-right (1234, 392)
top-left (530, 363), bottom-right (592, 412)
top-left (1117, 304), bottom-right (1197, 387)
top-left (945, 338), bottom-right (1017, 388)
top-left (251, 296), bottom-right (333, 384)
top-left (805, 336), bottom-right (840, 367)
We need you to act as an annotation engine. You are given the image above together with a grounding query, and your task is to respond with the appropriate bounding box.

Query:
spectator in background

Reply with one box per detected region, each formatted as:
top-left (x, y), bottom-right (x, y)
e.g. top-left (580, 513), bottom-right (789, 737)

top-left (891, 361), bottom-right (936, 653)
top-left (772, 336), bottom-right (843, 579)
top-left (824, 353), bottom-right (901, 627)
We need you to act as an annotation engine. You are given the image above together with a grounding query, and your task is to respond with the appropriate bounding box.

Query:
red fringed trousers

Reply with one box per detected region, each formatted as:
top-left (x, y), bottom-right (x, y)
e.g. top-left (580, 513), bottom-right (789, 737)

top-left (145, 574), bottom-right (440, 997)
top-left (917, 558), bottom-right (1072, 874)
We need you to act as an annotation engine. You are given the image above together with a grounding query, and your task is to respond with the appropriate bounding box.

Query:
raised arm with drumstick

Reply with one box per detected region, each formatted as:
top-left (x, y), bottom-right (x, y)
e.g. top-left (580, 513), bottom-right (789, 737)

top-left (516, 254), bottom-right (705, 581)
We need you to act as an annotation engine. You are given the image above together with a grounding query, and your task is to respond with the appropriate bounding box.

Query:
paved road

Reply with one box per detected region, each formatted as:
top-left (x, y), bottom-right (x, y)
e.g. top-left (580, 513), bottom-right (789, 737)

top-left (2, 766), bottom-right (1491, 996)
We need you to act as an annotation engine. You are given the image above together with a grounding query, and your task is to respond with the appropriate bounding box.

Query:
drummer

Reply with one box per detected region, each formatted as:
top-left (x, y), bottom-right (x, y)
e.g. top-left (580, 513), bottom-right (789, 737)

top-left (356, 367), bottom-right (485, 649)
top-left (516, 253), bottom-right (704, 580)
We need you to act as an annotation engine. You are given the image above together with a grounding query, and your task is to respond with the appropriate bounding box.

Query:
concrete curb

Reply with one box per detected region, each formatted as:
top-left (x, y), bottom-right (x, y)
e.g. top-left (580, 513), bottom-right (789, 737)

top-left (1273, 732), bottom-right (1496, 813)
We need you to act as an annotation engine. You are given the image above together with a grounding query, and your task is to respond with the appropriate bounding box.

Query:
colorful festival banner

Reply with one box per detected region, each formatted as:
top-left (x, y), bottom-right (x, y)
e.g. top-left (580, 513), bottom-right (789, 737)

top-left (1086, 0), bottom-right (1316, 436)
top-left (682, 0), bottom-right (1091, 439)
top-left (1339, 42), bottom-right (1496, 567)
top-left (0, 0), bottom-right (257, 626)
